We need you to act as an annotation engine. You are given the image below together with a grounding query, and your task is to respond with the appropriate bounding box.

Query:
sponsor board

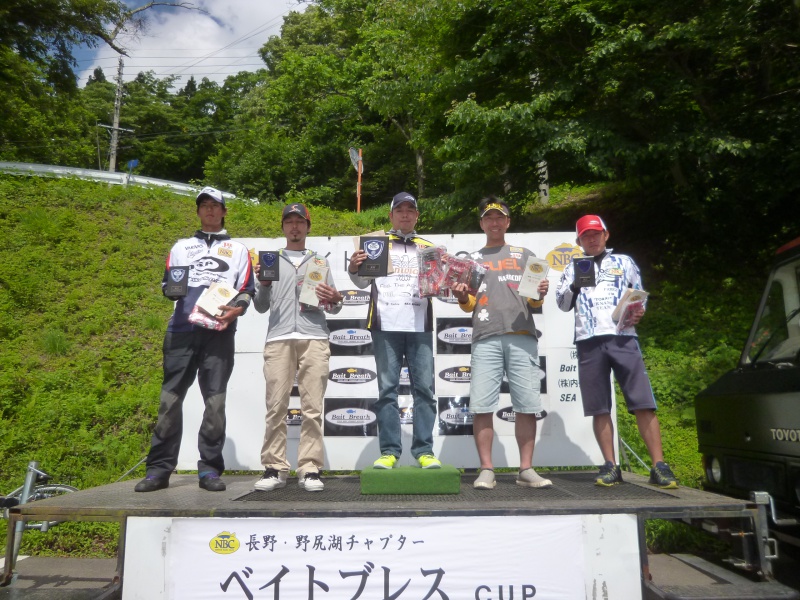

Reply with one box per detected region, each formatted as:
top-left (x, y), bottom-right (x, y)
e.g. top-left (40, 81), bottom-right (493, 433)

top-left (436, 318), bottom-right (473, 354)
top-left (328, 319), bottom-right (373, 356)
top-left (178, 233), bottom-right (609, 471)
top-left (546, 243), bottom-right (583, 272)
top-left (496, 406), bottom-right (548, 423)
top-left (328, 367), bottom-right (377, 384)
top-left (399, 403), bottom-right (414, 425)
top-left (437, 396), bottom-right (473, 435)
top-left (286, 408), bottom-right (302, 426)
top-left (438, 365), bottom-right (471, 384)
top-left (323, 398), bottom-right (378, 436)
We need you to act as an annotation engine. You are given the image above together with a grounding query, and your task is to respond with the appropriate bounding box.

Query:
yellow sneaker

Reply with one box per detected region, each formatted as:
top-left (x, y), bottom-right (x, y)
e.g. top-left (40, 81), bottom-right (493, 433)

top-left (373, 454), bottom-right (397, 469)
top-left (417, 454), bottom-right (442, 469)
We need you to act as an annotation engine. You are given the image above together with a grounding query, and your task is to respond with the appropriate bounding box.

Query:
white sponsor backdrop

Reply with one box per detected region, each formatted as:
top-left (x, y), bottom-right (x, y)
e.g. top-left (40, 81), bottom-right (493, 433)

top-left (178, 233), bottom-right (616, 471)
top-left (122, 513), bottom-right (642, 599)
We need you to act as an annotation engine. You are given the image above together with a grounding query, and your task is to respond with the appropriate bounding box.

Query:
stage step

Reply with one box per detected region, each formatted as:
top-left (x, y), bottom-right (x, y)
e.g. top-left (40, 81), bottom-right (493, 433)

top-left (360, 464), bottom-right (461, 495)
top-left (644, 553), bottom-right (799, 599)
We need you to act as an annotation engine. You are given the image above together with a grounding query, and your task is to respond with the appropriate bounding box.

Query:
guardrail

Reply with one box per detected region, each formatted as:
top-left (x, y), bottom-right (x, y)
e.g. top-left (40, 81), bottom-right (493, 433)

top-left (0, 161), bottom-right (236, 200)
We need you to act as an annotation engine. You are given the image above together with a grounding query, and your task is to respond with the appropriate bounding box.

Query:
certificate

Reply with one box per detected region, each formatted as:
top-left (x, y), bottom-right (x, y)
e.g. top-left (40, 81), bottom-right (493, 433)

top-left (517, 256), bottom-right (550, 299)
top-left (194, 282), bottom-right (238, 316)
top-left (299, 265), bottom-right (329, 306)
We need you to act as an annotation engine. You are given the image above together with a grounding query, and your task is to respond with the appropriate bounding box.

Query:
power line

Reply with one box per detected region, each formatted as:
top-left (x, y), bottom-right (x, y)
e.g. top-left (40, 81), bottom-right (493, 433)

top-left (153, 10), bottom-right (291, 79)
top-left (78, 52), bottom-right (263, 62)
top-left (1, 126), bottom-right (257, 151)
top-left (77, 3), bottom-right (304, 85)
top-left (86, 63), bottom-right (265, 69)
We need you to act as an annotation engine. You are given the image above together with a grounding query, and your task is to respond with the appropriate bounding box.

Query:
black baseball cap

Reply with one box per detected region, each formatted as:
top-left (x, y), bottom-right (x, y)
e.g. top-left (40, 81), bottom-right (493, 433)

top-left (390, 192), bottom-right (418, 210)
top-left (282, 203), bottom-right (311, 227)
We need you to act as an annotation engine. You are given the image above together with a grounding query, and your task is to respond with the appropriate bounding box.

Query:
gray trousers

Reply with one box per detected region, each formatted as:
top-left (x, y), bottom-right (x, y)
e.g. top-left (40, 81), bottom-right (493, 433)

top-left (144, 328), bottom-right (235, 478)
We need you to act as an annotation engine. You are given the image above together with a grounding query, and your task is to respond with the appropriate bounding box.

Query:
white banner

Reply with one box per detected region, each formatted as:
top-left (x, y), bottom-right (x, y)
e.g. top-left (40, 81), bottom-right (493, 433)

top-left (177, 232), bottom-right (617, 470)
top-left (171, 515), bottom-right (582, 599)
top-left (122, 513), bottom-right (642, 600)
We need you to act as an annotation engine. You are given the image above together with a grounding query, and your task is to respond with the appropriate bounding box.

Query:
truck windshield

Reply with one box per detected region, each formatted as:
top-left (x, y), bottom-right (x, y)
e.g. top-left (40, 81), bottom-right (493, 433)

top-left (745, 255), bottom-right (800, 365)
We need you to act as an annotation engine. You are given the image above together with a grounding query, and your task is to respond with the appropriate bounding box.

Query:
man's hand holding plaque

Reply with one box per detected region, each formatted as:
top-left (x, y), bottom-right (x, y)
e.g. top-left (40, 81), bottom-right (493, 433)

top-left (165, 266), bottom-right (189, 298)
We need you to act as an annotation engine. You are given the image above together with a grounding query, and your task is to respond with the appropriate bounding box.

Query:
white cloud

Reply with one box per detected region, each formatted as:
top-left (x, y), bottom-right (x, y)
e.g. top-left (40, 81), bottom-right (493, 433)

top-left (76, 0), bottom-right (307, 88)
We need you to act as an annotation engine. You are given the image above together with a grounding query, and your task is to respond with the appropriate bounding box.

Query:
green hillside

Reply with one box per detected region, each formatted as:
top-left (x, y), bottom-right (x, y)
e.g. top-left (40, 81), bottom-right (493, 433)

top-left (0, 175), bottom-right (390, 491)
top-left (0, 174), bottom-right (769, 555)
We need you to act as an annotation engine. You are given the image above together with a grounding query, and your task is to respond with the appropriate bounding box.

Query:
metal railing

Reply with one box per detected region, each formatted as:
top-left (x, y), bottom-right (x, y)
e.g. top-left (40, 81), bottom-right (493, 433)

top-left (0, 161), bottom-right (235, 200)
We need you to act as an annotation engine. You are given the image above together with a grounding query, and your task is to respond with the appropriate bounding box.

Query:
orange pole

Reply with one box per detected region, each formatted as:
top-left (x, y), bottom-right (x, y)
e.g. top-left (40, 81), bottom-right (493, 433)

top-left (357, 148), bottom-right (362, 213)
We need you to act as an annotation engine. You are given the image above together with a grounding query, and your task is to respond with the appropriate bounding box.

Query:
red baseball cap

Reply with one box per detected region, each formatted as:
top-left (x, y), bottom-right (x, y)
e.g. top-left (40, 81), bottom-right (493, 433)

top-left (576, 215), bottom-right (607, 237)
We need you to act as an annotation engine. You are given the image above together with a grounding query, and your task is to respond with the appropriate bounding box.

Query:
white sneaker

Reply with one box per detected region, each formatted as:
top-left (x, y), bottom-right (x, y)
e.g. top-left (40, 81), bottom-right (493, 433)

top-left (254, 468), bottom-right (287, 491)
top-left (299, 472), bottom-right (324, 492)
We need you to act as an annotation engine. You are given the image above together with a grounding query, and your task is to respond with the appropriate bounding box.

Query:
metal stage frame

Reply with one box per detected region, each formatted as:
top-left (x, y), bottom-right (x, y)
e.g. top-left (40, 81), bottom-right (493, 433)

top-left (4, 471), bottom-right (797, 599)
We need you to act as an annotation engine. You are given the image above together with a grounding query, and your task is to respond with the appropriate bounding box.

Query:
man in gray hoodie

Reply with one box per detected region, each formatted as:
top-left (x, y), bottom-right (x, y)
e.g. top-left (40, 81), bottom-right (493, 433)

top-left (253, 203), bottom-right (343, 492)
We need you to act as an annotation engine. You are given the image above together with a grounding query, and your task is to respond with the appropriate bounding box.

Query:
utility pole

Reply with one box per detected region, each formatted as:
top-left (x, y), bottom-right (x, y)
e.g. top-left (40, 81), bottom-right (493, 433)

top-left (109, 56), bottom-right (125, 173)
top-left (99, 56), bottom-right (133, 173)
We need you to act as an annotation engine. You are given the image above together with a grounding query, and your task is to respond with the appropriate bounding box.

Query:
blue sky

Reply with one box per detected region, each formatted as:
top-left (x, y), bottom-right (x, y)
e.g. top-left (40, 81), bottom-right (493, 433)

top-left (74, 0), bottom-right (307, 88)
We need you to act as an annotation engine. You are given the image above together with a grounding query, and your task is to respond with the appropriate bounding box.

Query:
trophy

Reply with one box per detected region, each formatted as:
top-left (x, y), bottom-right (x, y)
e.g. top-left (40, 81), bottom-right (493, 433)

top-left (358, 236), bottom-right (390, 278)
top-left (258, 251), bottom-right (280, 282)
top-left (572, 256), bottom-right (596, 287)
top-left (165, 266), bottom-right (189, 297)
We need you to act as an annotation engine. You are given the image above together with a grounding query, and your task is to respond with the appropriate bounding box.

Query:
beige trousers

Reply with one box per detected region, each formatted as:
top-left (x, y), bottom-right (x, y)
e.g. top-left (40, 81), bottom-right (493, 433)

top-left (261, 339), bottom-right (330, 478)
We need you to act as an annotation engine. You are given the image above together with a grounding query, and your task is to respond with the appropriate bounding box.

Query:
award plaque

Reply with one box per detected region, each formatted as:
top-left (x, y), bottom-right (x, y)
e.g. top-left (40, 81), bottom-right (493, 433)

top-left (165, 266), bottom-right (189, 297)
top-left (358, 236), bottom-right (390, 278)
top-left (572, 256), bottom-right (596, 287)
top-left (258, 251), bottom-right (280, 282)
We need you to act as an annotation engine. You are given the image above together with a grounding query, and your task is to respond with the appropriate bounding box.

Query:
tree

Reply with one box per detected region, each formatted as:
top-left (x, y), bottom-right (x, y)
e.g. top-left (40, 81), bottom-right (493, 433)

top-left (0, 0), bottom-right (123, 92)
top-left (207, 5), bottom-right (391, 207)
top-left (353, 0), bottom-right (470, 198)
top-left (440, 0), bottom-right (800, 243)
top-left (87, 66), bottom-right (107, 85)
top-left (0, 0), bottom-right (210, 171)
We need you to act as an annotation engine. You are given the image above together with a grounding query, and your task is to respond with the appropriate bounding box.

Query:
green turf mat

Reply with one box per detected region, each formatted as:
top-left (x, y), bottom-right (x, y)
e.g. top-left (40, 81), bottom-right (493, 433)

top-left (360, 465), bottom-right (461, 495)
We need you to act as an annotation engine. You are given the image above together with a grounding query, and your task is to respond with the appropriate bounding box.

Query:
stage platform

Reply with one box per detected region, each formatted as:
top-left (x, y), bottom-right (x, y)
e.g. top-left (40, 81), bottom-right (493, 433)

top-left (4, 471), bottom-right (797, 600)
top-left (2, 471), bottom-right (750, 520)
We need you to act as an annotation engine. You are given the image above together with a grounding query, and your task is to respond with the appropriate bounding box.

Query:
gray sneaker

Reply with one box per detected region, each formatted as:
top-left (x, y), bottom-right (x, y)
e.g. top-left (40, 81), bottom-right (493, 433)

top-left (595, 462), bottom-right (623, 487)
top-left (473, 469), bottom-right (496, 490)
top-left (648, 462), bottom-right (678, 489)
top-left (516, 468), bottom-right (552, 488)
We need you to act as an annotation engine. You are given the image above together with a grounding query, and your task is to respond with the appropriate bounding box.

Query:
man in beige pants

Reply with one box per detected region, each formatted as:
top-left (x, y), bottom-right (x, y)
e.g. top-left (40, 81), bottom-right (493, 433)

top-left (253, 204), bottom-right (343, 492)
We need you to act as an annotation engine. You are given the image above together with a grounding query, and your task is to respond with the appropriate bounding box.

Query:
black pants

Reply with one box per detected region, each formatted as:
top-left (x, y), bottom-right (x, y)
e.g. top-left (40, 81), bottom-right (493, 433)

top-left (144, 328), bottom-right (235, 478)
